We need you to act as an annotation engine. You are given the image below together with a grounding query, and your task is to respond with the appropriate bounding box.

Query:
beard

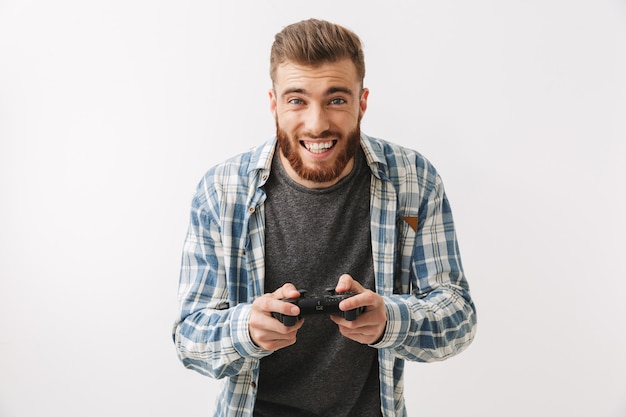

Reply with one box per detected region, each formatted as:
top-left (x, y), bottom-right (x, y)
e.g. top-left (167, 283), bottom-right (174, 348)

top-left (276, 121), bottom-right (361, 184)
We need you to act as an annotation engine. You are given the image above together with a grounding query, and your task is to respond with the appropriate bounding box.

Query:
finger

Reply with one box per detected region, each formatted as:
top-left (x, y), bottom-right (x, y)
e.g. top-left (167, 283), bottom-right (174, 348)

top-left (271, 297), bottom-right (301, 318)
top-left (254, 293), bottom-right (300, 318)
top-left (249, 310), bottom-right (304, 350)
top-left (336, 274), bottom-right (364, 293)
top-left (274, 282), bottom-right (300, 300)
top-left (331, 317), bottom-right (382, 345)
top-left (330, 314), bottom-right (368, 329)
top-left (252, 325), bottom-right (300, 351)
top-left (335, 323), bottom-right (377, 344)
top-left (338, 289), bottom-right (374, 311)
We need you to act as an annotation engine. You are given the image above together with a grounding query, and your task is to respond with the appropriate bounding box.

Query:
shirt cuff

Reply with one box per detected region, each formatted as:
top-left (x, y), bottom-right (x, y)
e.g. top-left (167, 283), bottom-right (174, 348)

top-left (369, 296), bottom-right (411, 349)
top-left (230, 303), bottom-right (274, 359)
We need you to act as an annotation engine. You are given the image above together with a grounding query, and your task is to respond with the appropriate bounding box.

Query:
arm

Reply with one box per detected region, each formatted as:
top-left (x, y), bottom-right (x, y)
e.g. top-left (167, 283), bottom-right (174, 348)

top-left (172, 174), bottom-right (307, 378)
top-left (172, 188), bottom-right (267, 379)
top-left (381, 172), bottom-right (476, 361)
top-left (335, 171), bottom-right (477, 362)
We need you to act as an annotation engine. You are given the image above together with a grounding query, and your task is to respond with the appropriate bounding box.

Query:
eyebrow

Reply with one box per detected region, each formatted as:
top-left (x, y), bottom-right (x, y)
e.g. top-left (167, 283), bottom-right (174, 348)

top-left (280, 86), bottom-right (355, 98)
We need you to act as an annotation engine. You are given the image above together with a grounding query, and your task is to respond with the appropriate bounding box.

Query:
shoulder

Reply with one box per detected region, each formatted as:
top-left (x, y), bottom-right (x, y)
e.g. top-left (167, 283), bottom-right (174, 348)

top-left (360, 134), bottom-right (439, 189)
top-left (198, 138), bottom-right (276, 192)
top-left (193, 138), bottom-right (276, 209)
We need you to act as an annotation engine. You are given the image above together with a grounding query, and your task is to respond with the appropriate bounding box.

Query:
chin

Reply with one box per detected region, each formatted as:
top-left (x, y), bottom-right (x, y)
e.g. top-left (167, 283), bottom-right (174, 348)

top-left (276, 122), bottom-right (361, 184)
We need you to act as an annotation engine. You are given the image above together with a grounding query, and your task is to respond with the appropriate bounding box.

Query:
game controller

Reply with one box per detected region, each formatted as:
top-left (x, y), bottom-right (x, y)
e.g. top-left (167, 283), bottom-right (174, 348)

top-left (271, 288), bottom-right (365, 326)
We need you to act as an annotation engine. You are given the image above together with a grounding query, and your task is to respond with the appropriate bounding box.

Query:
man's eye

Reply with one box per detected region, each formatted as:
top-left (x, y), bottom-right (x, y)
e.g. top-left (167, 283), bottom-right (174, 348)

top-left (288, 98), bottom-right (305, 105)
top-left (330, 98), bottom-right (346, 105)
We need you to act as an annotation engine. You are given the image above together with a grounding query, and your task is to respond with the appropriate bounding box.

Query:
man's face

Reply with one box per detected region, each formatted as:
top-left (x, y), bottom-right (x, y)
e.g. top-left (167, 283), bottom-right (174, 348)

top-left (269, 58), bottom-right (369, 188)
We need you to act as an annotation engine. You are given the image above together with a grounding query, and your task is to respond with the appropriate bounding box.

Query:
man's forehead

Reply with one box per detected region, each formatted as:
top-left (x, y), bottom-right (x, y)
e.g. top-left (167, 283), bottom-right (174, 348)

top-left (274, 59), bottom-right (360, 95)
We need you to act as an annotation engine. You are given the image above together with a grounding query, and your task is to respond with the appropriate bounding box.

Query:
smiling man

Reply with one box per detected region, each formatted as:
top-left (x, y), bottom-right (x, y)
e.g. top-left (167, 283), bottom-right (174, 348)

top-left (271, 59), bottom-right (367, 188)
top-left (173, 19), bottom-right (477, 417)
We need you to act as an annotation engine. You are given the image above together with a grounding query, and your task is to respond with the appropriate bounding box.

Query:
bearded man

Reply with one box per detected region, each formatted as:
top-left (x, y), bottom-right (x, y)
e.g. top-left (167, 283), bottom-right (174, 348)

top-left (173, 18), bottom-right (477, 417)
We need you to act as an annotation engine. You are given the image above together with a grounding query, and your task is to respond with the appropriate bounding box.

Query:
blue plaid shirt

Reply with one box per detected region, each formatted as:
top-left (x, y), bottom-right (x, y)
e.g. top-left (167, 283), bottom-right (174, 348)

top-left (173, 134), bottom-right (477, 417)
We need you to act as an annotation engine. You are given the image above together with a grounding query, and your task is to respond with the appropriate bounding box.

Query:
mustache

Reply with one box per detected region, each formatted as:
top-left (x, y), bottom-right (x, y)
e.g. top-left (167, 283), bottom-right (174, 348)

top-left (296, 130), bottom-right (339, 140)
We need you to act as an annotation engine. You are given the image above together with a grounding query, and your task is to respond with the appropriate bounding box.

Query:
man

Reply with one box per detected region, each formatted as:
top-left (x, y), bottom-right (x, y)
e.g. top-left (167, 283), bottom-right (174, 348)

top-left (173, 19), bottom-right (477, 417)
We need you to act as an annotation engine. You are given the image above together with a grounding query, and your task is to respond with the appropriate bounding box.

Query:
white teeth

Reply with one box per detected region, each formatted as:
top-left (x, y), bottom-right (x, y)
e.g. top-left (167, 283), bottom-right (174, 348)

top-left (303, 141), bottom-right (335, 153)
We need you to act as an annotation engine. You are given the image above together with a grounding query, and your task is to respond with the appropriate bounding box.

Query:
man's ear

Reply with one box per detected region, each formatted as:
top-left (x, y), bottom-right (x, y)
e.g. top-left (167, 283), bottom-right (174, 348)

top-left (269, 89), bottom-right (277, 116)
top-left (359, 88), bottom-right (369, 118)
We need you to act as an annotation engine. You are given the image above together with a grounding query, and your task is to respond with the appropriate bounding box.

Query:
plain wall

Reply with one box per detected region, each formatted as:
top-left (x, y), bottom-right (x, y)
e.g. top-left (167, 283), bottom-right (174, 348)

top-left (1, 1), bottom-right (625, 416)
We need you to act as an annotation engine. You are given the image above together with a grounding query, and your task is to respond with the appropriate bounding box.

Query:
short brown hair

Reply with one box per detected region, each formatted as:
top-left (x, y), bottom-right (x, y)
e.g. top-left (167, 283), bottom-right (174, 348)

top-left (270, 19), bottom-right (365, 86)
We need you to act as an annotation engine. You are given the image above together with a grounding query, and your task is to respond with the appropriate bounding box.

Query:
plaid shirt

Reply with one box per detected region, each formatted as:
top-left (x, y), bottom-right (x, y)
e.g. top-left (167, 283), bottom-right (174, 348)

top-left (173, 134), bottom-right (477, 417)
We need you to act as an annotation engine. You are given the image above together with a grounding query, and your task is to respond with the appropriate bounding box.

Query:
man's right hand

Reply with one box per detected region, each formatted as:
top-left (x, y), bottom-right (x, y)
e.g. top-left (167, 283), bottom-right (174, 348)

top-left (249, 283), bottom-right (303, 351)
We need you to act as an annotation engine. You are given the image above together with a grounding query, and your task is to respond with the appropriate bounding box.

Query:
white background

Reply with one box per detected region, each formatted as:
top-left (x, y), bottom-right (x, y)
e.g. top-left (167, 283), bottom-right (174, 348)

top-left (1, 1), bottom-right (625, 416)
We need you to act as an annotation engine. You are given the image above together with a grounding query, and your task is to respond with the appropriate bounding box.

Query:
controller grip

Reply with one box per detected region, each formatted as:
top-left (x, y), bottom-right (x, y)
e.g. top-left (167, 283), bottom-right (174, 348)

top-left (343, 308), bottom-right (358, 321)
top-left (271, 312), bottom-right (299, 327)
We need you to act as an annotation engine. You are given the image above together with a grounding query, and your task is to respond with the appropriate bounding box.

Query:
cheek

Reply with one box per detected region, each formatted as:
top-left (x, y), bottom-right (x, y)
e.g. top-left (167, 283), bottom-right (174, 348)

top-left (331, 113), bottom-right (360, 132)
top-left (276, 113), bottom-right (301, 133)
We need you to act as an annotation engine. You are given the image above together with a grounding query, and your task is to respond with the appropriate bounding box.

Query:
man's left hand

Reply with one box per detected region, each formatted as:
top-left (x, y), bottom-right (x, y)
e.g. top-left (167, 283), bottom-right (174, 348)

top-left (330, 274), bottom-right (387, 345)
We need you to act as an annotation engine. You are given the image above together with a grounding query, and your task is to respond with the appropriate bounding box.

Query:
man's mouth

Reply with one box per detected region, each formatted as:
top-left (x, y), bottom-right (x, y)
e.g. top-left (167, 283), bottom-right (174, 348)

top-left (300, 140), bottom-right (337, 154)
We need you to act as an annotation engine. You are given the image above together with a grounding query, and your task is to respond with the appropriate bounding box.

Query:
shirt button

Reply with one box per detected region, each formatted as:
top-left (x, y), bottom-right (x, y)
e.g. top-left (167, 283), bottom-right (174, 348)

top-left (250, 381), bottom-right (257, 389)
top-left (248, 207), bottom-right (255, 213)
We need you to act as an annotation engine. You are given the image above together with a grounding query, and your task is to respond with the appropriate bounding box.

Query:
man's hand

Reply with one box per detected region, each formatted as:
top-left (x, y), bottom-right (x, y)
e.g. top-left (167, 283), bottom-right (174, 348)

top-left (249, 283), bottom-right (304, 351)
top-left (330, 274), bottom-right (387, 345)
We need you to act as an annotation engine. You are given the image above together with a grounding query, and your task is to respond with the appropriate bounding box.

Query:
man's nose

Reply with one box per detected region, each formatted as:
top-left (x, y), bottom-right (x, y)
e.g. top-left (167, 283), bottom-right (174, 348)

top-left (304, 105), bottom-right (330, 137)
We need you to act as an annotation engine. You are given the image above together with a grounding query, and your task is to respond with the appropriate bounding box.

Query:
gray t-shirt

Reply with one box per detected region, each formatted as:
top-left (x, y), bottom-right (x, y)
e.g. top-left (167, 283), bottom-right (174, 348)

top-left (254, 148), bottom-right (382, 417)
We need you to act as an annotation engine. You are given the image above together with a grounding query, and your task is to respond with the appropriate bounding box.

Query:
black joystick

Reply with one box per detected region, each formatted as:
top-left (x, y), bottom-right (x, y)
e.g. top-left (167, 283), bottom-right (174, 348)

top-left (271, 288), bottom-right (365, 326)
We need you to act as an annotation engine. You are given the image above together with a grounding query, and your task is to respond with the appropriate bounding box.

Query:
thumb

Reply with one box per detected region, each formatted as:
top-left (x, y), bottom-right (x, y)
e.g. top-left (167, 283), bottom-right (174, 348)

top-left (336, 274), bottom-right (363, 293)
top-left (276, 282), bottom-right (300, 299)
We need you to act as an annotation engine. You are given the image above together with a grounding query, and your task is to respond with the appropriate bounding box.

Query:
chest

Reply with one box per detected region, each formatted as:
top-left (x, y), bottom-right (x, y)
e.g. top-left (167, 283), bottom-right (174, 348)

top-left (262, 157), bottom-right (374, 293)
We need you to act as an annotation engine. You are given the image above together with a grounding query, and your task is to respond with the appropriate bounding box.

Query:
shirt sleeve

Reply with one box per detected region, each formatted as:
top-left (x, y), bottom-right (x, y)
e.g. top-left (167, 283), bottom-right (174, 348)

top-left (172, 174), bottom-right (272, 379)
top-left (371, 170), bottom-right (477, 361)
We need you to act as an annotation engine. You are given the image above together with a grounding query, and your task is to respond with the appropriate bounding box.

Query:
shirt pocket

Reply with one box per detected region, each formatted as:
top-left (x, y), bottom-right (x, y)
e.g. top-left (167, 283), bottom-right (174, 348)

top-left (394, 214), bottom-right (418, 294)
